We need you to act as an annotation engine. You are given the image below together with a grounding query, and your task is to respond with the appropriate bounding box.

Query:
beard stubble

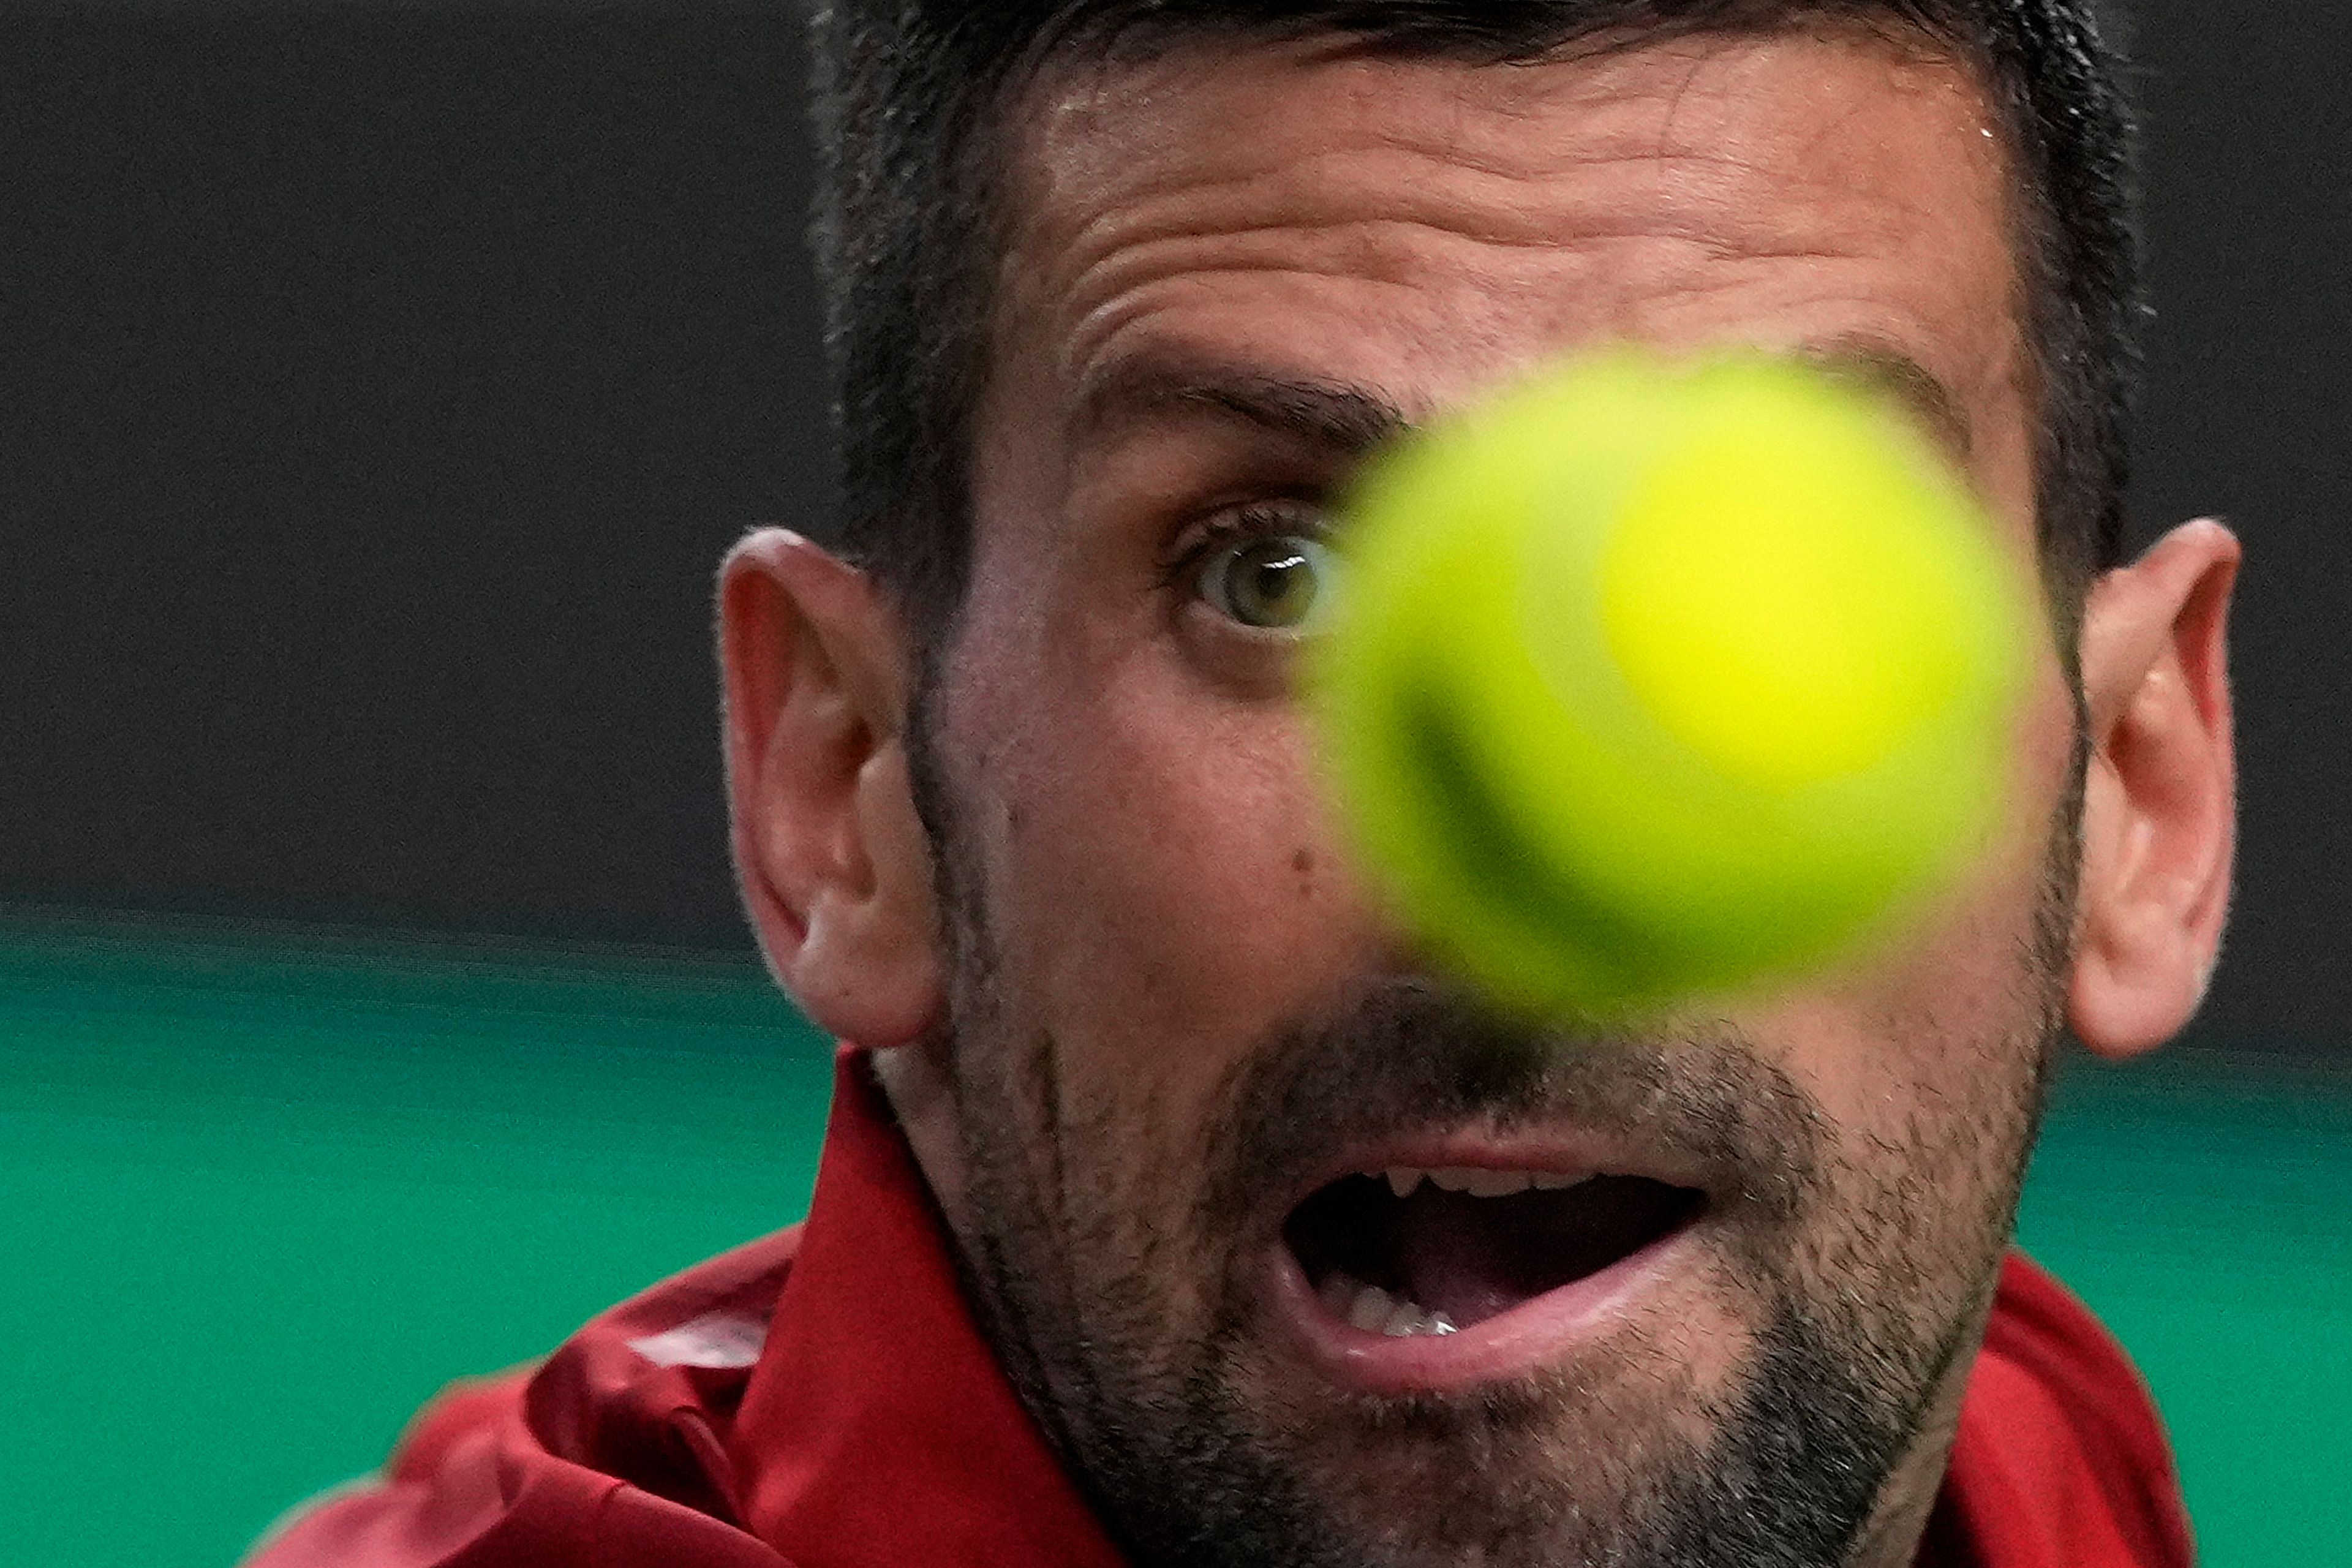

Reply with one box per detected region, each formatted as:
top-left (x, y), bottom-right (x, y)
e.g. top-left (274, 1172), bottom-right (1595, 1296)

top-left (899, 688), bottom-right (2077, 1568)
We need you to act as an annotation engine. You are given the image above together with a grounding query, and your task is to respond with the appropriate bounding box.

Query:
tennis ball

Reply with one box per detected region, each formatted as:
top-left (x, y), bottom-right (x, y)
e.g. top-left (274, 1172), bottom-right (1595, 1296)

top-left (1306, 350), bottom-right (2035, 1017)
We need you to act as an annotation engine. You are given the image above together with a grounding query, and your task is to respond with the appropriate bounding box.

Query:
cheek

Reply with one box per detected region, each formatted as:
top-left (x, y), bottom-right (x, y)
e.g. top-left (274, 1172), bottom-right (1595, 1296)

top-left (1752, 659), bottom-right (2075, 1236)
top-left (940, 614), bottom-right (1384, 1112)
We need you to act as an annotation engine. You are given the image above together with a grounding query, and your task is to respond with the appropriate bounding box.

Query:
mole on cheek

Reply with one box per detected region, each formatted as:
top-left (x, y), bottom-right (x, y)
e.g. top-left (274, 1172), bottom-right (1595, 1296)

top-left (1292, 845), bottom-right (1316, 895)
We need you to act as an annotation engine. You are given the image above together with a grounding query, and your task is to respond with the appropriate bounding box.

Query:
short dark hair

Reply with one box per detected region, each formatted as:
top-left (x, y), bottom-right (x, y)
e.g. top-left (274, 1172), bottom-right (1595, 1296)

top-left (804, 0), bottom-right (2139, 656)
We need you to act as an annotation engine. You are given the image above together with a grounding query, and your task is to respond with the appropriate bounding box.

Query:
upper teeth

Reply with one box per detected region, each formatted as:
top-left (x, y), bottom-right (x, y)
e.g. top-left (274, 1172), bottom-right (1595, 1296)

top-left (1379, 1167), bottom-right (1591, 1198)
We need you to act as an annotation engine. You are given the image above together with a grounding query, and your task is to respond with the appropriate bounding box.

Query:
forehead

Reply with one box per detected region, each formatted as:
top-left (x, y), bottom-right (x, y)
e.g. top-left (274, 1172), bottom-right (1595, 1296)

top-left (989, 24), bottom-right (2024, 445)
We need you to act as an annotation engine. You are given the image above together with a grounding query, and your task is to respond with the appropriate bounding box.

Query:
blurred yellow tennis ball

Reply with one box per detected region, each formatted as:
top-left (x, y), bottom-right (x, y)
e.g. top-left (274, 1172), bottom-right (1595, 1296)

top-left (1307, 350), bottom-right (2034, 1017)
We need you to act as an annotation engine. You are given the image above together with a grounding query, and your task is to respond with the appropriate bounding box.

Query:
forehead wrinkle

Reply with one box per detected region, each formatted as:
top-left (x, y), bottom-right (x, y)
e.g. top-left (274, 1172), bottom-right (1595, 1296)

top-left (1050, 225), bottom-right (1937, 416)
top-left (1019, 27), bottom-right (1987, 254)
top-left (1033, 97), bottom-right (1885, 265)
top-left (1058, 205), bottom-right (1904, 325)
top-left (1044, 193), bottom-right (1887, 396)
top-left (1023, 129), bottom-right (1969, 395)
top-left (1055, 148), bottom-right (1862, 273)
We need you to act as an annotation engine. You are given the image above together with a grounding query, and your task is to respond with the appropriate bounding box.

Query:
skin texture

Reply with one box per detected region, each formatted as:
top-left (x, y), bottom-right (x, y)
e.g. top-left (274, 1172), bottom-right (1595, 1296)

top-left (720, 24), bottom-right (2239, 1568)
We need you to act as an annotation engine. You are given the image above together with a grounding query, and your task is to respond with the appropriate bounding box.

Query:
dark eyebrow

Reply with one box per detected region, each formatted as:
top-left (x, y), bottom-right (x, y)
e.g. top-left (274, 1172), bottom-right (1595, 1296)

top-left (1797, 339), bottom-right (1975, 461)
top-left (1073, 341), bottom-right (1970, 466)
top-left (1072, 356), bottom-right (1413, 458)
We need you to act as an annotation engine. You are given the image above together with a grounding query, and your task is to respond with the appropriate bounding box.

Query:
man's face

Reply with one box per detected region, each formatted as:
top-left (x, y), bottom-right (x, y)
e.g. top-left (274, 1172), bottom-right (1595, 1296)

top-left (911, 26), bottom-right (2082, 1568)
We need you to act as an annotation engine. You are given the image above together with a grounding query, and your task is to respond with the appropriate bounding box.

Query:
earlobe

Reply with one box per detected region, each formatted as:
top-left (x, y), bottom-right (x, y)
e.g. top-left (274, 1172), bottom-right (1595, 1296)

top-left (2067, 519), bottom-right (2241, 1058)
top-left (718, 529), bottom-right (945, 1048)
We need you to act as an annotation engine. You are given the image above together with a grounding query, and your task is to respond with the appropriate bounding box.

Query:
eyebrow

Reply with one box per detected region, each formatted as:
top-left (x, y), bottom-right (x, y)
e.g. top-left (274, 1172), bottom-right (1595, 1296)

top-left (1072, 356), bottom-right (1414, 458)
top-left (1797, 338), bottom-right (1975, 460)
top-left (1072, 338), bottom-right (1973, 464)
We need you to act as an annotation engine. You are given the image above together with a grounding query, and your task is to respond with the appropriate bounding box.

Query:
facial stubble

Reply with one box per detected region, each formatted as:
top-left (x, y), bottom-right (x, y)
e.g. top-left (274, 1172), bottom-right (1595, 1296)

top-left (899, 693), bottom-right (2075, 1568)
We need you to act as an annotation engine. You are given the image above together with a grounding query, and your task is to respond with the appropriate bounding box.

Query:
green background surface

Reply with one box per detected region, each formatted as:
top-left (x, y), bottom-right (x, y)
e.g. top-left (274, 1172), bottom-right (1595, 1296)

top-left (5, 918), bottom-right (2347, 1566)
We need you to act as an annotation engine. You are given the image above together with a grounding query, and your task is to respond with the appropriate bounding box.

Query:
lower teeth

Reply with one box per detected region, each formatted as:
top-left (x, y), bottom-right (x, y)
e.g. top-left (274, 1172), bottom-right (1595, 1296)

top-left (1320, 1272), bottom-right (1458, 1337)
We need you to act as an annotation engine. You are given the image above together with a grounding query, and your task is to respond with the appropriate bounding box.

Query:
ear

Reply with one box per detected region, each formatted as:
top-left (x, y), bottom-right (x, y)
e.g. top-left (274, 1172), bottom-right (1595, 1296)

top-left (2067, 518), bottom-right (2241, 1058)
top-left (718, 529), bottom-right (944, 1048)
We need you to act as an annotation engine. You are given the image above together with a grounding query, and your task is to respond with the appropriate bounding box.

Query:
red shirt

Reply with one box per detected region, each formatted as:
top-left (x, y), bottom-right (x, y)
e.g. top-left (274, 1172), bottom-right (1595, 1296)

top-left (245, 1051), bottom-right (2193, 1567)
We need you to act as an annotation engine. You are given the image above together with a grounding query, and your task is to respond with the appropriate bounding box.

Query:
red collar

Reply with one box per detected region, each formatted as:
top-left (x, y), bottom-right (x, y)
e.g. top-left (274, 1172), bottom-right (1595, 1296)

top-left (729, 1052), bottom-right (1126, 1568)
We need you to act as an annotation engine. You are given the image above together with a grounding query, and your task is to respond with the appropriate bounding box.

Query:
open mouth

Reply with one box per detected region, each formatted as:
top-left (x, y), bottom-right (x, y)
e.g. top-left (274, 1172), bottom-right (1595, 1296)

top-left (1282, 1166), bottom-right (1708, 1338)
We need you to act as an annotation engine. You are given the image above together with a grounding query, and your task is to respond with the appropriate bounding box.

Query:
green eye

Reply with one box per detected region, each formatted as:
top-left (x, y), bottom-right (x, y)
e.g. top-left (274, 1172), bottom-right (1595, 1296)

top-left (1197, 535), bottom-right (1337, 631)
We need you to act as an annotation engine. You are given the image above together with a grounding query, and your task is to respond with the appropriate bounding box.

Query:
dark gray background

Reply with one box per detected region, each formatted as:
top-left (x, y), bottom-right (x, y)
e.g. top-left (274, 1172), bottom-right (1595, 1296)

top-left (4, 3), bottom-right (2345, 1048)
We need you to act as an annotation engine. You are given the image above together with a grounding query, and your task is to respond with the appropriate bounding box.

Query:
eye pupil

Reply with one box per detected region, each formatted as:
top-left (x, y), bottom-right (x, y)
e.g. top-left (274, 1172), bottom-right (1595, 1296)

top-left (1250, 551), bottom-right (1308, 611)
top-left (1212, 537), bottom-right (1329, 629)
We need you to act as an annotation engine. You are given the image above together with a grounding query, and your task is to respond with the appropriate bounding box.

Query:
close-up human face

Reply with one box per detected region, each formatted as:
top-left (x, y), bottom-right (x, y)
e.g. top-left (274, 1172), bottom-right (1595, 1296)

top-left (909, 25), bottom-right (2084, 1568)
